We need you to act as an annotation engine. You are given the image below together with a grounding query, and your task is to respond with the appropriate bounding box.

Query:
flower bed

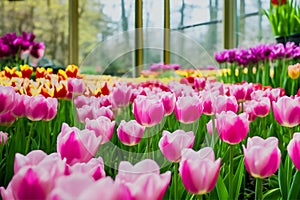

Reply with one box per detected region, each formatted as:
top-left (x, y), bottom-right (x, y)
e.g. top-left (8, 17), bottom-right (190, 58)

top-left (0, 59), bottom-right (300, 199)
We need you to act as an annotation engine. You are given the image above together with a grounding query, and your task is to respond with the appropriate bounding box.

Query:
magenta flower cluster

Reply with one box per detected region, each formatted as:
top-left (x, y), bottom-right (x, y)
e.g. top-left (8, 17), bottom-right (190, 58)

top-left (0, 32), bottom-right (45, 65)
top-left (214, 42), bottom-right (300, 66)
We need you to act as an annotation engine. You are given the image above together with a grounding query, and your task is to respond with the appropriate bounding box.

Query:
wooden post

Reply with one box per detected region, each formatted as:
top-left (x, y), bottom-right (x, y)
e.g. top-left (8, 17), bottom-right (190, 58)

top-left (135, 0), bottom-right (143, 77)
top-left (68, 0), bottom-right (79, 65)
top-left (164, 0), bottom-right (170, 64)
top-left (223, 0), bottom-right (236, 49)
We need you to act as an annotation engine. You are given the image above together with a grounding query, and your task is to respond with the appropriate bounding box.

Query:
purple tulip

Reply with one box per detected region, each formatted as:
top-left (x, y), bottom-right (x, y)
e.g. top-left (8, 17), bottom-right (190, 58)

top-left (179, 147), bottom-right (221, 195)
top-left (0, 86), bottom-right (16, 114)
top-left (272, 96), bottom-right (300, 128)
top-left (243, 136), bottom-right (281, 178)
top-left (287, 132), bottom-right (300, 171)
top-left (216, 111), bottom-right (249, 144)
top-left (30, 42), bottom-right (45, 59)
top-left (57, 123), bottom-right (102, 165)
top-left (133, 95), bottom-right (165, 127)
top-left (117, 120), bottom-right (145, 146)
top-left (85, 116), bottom-right (115, 144)
top-left (159, 129), bottom-right (195, 162)
top-left (174, 95), bottom-right (203, 124)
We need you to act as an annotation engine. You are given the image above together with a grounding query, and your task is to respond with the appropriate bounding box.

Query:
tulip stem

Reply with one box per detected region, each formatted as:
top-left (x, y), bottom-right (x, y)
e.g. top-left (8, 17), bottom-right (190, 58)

top-left (196, 194), bottom-right (203, 200)
top-left (147, 128), bottom-right (151, 158)
top-left (290, 127), bottom-right (294, 140)
top-left (25, 122), bottom-right (34, 154)
top-left (174, 162), bottom-right (179, 200)
top-left (211, 115), bottom-right (216, 147)
top-left (255, 178), bottom-right (263, 200)
top-left (229, 144), bottom-right (234, 200)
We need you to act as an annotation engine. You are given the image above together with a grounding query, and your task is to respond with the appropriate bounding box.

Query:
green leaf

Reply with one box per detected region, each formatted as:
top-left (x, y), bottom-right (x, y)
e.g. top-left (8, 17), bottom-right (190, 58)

top-left (216, 174), bottom-right (229, 200)
top-left (263, 188), bottom-right (281, 200)
top-left (233, 157), bottom-right (244, 200)
top-left (288, 170), bottom-right (300, 200)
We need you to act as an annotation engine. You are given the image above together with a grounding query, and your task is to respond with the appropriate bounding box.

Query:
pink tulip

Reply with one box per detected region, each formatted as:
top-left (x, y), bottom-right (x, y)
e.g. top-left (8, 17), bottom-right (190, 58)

top-left (116, 159), bottom-right (171, 200)
top-left (67, 78), bottom-right (86, 95)
top-left (116, 159), bottom-right (160, 182)
top-left (48, 173), bottom-right (95, 200)
top-left (158, 130), bottom-right (195, 162)
top-left (179, 147), bottom-right (221, 195)
top-left (174, 95), bottom-right (203, 124)
top-left (85, 116), bottom-right (115, 144)
top-left (214, 95), bottom-right (238, 114)
top-left (216, 111), bottom-right (249, 144)
top-left (24, 95), bottom-right (58, 121)
top-left (0, 131), bottom-right (8, 145)
top-left (200, 91), bottom-right (213, 115)
top-left (11, 93), bottom-right (28, 117)
top-left (57, 123), bottom-right (102, 165)
top-left (160, 92), bottom-right (176, 116)
top-left (243, 101), bottom-right (257, 122)
top-left (117, 120), bottom-right (145, 146)
top-left (76, 104), bottom-right (93, 123)
top-left (77, 105), bottom-right (114, 123)
top-left (287, 132), bottom-right (300, 171)
top-left (272, 96), bottom-right (300, 128)
top-left (69, 157), bottom-right (106, 181)
top-left (243, 136), bottom-right (281, 178)
top-left (111, 82), bottom-right (132, 108)
top-left (250, 97), bottom-right (270, 117)
top-left (79, 177), bottom-right (132, 200)
top-left (133, 95), bottom-right (165, 127)
top-left (0, 86), bottom-right (15, 114)
top-left (0, 166), bottom-right (52, 200)
top-left (0, 111), bottom-right (16, 126)
top-left (229, 84), bottom-right (247, 103)
top-left (14, 150), bottom-right (48, 173)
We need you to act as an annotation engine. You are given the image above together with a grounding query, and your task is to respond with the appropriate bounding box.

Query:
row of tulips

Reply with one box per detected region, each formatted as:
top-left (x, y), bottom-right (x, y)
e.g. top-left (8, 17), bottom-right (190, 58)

top-left (1, 72), bottom-right (300, 199)
top-left (214, 42), bottom-right (300, 95)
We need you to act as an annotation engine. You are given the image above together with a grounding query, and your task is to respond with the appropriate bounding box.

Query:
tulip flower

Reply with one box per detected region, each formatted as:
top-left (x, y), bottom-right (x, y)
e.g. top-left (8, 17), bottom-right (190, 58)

top-left (0, 166), bottom-right (53, 200)
top-left (69, 157), bottom-right (106, 181)
top-left (158, 130), bottom-right (195, 162)
top-left (85, 116), bottom-right (115, 144)
top-left (67, 78), bottom-right (86, 96)
top-left (24, 95), bottom-right (58, 121)
top-left (116, 159), bottom-right (171, 200)
top-left (272, 96), bottom-right (300, 128)
top-left (0, 86), bottom-right (15, 114)
top-left (111, 82), bottom-right (132, 108)
top-left (174, 95), bottom-right (203, 124)
top-left (133, 95), bottom-right (165, 127)
top-left (179, 147), bottom-right (221, 195)
top-left (57, 123), bottom-right (102, 165)
top-left (287, 132), bottom-right (300, 171)
top-left (229, 84), bottom-right (247, 103)
top-left (216, 111), bottom-right (250, 144)
top-left (214, 95), bottom-right (238, 114)
top-left (160, 92), bottom-right (176, 116)
top-left (0, 110), bottom-right (15, 126)
top-left (243, 136), bottom-right (281, 178)
top-left (0, 131), bottom-right (8, 145)
top-left (65, 64), bottom-right (79, 78)
top-left (14, 150), bottom-right (48, 173)
top-left (78, 177), bottom-right (132, 200)
top-left (117, 120), bottom-right (145, 146)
